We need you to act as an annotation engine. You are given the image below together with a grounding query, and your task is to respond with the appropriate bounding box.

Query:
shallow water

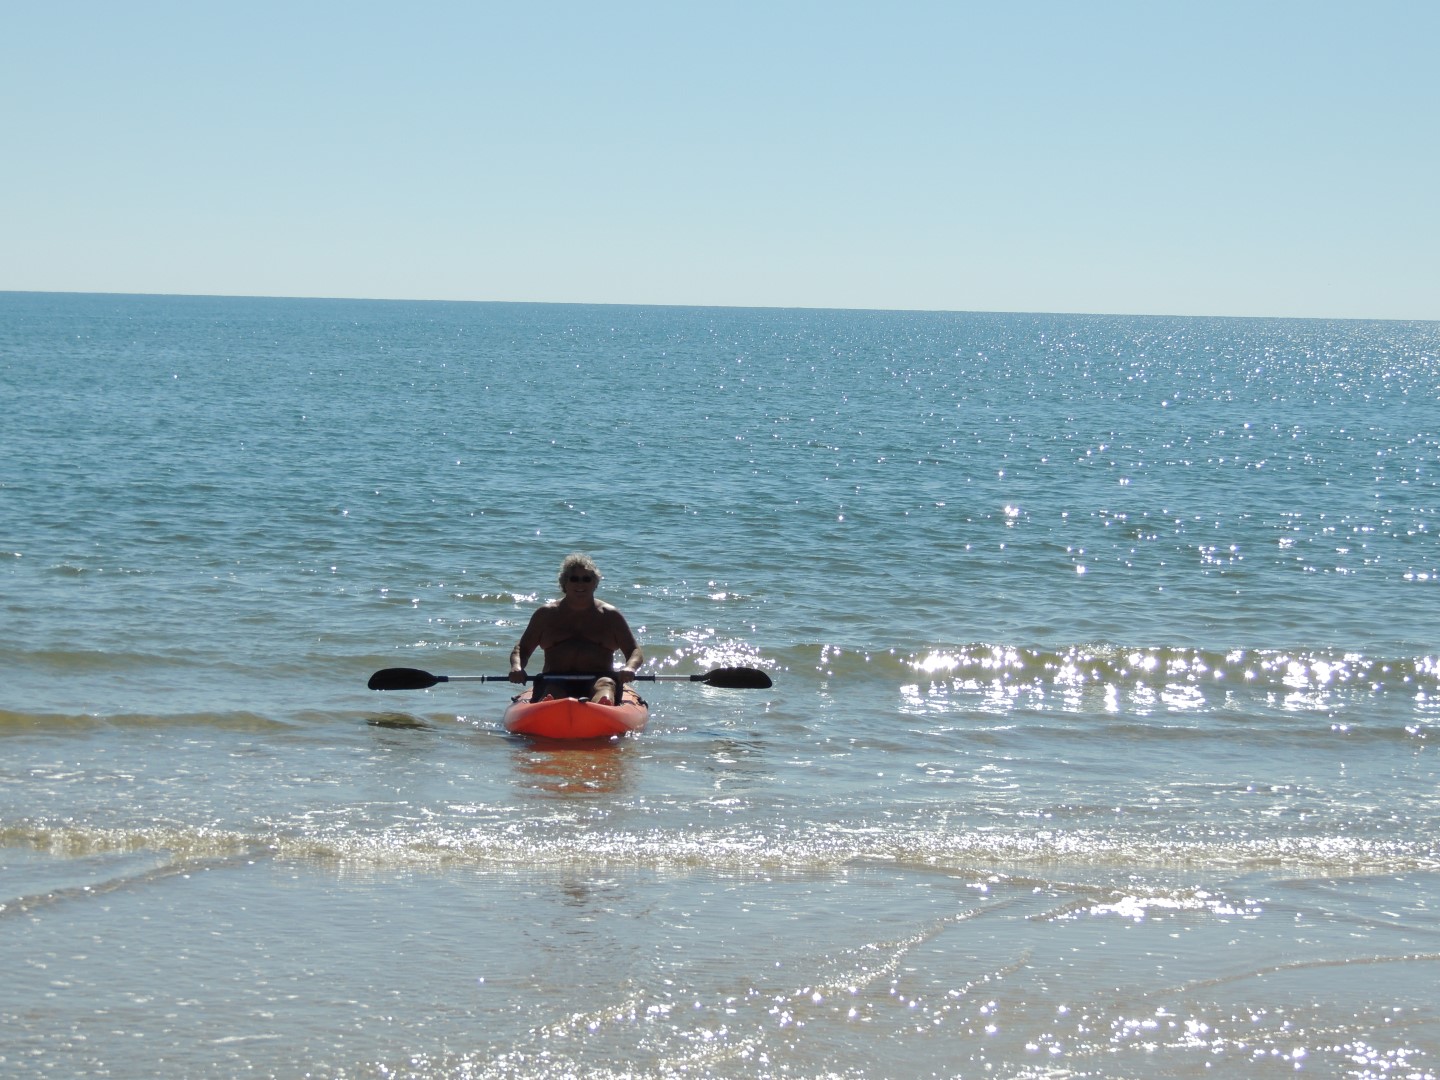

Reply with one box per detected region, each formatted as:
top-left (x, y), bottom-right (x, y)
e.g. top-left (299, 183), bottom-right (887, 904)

top-left (2, 292), bottom-right (1439, 1077)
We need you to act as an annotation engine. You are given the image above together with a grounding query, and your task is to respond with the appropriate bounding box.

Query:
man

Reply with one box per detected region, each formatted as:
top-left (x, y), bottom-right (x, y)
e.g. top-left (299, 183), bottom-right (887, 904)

top-left (508, 553), bottom-right (644, 705)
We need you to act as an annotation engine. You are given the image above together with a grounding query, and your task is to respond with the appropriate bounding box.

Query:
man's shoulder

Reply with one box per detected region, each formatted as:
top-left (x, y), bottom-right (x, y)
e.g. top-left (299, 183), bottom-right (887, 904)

top-left (598, 600), bottom-right (631, 623)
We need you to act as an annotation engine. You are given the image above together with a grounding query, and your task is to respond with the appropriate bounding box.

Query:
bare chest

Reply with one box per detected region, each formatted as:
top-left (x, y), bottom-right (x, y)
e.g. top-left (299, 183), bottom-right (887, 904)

top-left (536, 604), bottom-right (614, 648)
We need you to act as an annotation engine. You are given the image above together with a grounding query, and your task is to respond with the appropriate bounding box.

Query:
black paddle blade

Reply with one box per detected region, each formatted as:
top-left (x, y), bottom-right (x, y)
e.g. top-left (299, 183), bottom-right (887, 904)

top-left (368, 667), bottom-right (444, 691)
top-left (700, 666), bottom-right (773, 689)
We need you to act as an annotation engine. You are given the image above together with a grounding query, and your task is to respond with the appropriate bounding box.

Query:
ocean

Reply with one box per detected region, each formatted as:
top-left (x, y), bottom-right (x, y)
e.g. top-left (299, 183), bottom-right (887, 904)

top-left (2, 290), bottom-right (1437, 1078)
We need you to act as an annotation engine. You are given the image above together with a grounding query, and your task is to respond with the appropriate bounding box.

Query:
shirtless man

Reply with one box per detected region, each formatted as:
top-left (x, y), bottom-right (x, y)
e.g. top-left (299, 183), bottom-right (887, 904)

top-left (508, 553), bottom-right (644, 705)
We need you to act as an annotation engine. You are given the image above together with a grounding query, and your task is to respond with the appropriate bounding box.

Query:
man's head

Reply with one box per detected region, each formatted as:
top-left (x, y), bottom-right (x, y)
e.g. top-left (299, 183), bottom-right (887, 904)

top-left (558, 552), bottom-right (601, 591)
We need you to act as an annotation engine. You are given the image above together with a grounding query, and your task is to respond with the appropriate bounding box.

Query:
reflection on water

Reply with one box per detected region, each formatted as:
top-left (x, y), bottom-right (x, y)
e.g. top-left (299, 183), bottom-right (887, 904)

top-left (511, 741), bottom-right (635, 798)
top-left (366, 712), bottom-right (432, 730)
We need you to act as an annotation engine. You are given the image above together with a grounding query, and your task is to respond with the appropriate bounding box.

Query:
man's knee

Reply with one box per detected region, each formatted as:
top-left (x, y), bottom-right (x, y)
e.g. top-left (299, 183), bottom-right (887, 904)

top-left (592, 676), bottom-right (617, 705)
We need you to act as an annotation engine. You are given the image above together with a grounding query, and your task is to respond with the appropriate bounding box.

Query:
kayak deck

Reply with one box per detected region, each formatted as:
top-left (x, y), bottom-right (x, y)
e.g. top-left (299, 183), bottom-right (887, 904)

top-left (503, 686), bottom-right (649, 739)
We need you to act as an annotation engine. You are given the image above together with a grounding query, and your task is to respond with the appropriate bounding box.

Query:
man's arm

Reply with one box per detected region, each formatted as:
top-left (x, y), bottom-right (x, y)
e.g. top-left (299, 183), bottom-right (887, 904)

top-left (509, 609), bottom-right (545, 681)
top-left (611, 610), bottom-right (644, 681)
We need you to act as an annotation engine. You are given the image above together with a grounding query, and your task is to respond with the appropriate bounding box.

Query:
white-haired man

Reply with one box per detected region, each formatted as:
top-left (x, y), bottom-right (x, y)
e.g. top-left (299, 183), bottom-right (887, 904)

top-left (508, 553), bottom-right (644, 705)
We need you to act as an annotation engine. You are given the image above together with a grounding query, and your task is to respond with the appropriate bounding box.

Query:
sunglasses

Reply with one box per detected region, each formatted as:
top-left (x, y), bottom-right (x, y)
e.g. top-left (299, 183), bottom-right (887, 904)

top-left (568, 574), bottom-right (595, 583)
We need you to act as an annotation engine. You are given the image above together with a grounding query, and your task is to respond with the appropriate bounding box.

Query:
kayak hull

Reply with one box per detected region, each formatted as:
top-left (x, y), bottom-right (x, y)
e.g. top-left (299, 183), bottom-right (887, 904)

top-left (503, 687), bottom-right (649, 739)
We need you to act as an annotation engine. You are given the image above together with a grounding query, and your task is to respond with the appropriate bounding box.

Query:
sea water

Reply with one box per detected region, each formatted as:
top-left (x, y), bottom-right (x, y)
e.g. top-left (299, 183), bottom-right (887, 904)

top-left (1, 291), bottom-right (1438, 1078)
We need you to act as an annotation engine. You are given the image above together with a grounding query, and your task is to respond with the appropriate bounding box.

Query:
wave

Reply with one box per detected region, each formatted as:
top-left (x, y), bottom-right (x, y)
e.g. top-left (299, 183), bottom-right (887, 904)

top-left (6, 818), bottom-right (1436, 882)
top-left (1, 646), bottom-right (204, 673)
top-left (7, 637), bottom-right (1436, 736)
top-left (762, 642), bottom-right (1440, 695)
top-left (0, 708), bottom-right (295, 733)
top-left (0, 824), bottom-right (267, 919)
top-left (9, 636), bottom-right (1436, 692)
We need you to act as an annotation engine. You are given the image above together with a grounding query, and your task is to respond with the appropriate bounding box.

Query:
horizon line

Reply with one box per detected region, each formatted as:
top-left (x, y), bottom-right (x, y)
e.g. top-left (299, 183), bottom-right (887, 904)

top-left (1, 288), bottom-right (1435, 326)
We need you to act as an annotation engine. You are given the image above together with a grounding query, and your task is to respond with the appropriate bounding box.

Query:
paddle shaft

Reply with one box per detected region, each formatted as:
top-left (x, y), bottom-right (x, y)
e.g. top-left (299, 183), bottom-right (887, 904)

top-left (367, 665), bottom-right (771, 691)
top-left (405, 673), bottom-right (753, 684)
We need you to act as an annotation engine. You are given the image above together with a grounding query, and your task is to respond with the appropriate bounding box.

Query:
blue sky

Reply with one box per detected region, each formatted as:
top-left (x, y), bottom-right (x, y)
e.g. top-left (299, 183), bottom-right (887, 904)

top-left (3, 1), bottom-right (1436, 319)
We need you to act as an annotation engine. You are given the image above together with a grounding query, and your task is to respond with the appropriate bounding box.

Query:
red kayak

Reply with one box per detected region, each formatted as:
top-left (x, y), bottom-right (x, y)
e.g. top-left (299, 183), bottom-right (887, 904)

top-left (503, 686), bottom-right (649, 739)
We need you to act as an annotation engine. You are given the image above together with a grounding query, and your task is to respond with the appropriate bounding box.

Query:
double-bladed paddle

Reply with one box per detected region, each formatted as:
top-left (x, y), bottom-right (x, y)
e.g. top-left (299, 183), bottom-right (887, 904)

top-left (367, 666), bottom-right (773, 691)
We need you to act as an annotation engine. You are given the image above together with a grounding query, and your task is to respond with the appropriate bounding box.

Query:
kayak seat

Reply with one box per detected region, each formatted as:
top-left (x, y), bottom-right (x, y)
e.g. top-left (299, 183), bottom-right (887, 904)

top-left (530, 673), bottom-right (604, 703)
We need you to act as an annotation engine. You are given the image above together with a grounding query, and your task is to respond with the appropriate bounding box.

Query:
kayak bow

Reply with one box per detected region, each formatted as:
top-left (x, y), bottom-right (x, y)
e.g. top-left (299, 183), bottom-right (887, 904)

top-left (502, 685), bottom-right (649, 739)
